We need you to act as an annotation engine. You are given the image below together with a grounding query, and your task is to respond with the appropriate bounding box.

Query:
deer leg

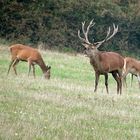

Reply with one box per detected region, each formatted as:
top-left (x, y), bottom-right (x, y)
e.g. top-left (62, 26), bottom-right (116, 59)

top-left (104, 73), bottom-right (109, 94)
top-left (12, 59), bottom-right (19, 75)
top-left (112, 72), bottom-right (120, 94)
top-left (123, 76), bottom-right (127, 88)
top-left (94, 72), bottom-right (100, 93)
top-left (7, 59), bottom-right (15, 75)
top-left (131, 74), bottom-right (134, 87)
top-left (122, 71), bottom-right (129, 88)
top-left (117, 71), bottom-right (122, 95)
top-left (32, 64), bottom-right (36, 78)
top-left (137, 74), bottom-right (140, 88)
top-left (28, 60), bottom-right (32, 76)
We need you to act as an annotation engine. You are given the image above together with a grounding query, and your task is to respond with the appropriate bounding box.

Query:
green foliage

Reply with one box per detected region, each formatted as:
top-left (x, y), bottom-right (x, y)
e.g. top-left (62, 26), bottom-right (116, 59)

top-left (0, 0), bottom-right (140, 54)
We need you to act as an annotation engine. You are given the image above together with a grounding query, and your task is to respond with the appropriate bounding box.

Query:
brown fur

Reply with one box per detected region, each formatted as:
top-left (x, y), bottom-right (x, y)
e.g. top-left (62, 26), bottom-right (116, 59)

top-left (90, 52), bottom-right (124, 73)
top-left (122, 57), bottom-right (140, 87)
top-left (7, 44), bottom-right (51, 79)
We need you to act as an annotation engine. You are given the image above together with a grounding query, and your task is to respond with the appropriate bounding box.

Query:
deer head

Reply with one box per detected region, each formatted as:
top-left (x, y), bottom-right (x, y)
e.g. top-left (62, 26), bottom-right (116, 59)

top-left (44, 66), bottom-right (51, 79)
top-left (78, 19), bottom-right (118, 57)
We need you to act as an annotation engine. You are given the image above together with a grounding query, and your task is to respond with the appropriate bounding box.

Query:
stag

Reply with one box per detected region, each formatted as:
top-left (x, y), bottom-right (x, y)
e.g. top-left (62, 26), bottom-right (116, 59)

top-left (122, 57), bottom-right (140, 88)
top-left (7, 44), bottom-right (51, 79)
top-left (78, 19), bottom-right (124, 94)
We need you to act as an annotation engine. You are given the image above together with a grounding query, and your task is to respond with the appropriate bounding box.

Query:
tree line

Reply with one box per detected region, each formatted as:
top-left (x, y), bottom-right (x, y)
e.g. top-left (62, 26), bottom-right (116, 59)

top-left (0, 0), bottom-right (140, 56)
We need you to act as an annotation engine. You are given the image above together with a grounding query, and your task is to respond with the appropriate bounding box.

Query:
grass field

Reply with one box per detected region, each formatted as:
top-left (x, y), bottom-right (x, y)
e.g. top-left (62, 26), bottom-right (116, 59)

top-left (0, 44), bottom-right (140, 140)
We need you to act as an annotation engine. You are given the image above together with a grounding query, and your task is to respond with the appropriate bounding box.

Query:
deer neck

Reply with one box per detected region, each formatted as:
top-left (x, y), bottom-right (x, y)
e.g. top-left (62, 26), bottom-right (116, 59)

top-left (38, 58), bottom-right (48, 73)
top-left (90, 51), bottom-right (103, 72)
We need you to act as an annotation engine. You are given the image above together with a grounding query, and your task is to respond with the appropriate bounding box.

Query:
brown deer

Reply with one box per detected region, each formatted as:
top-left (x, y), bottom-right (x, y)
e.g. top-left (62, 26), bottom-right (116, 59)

top-left (78, 19), bottom-right (124, 94)
top-left (122, 57), bottom-right (140, 88)
top-left (7, 44), bottom-right (51, 79)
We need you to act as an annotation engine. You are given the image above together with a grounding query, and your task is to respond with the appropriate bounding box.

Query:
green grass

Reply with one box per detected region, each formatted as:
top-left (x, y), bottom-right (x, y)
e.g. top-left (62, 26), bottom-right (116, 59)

top-left (0, 45), bottom-right (140, 140)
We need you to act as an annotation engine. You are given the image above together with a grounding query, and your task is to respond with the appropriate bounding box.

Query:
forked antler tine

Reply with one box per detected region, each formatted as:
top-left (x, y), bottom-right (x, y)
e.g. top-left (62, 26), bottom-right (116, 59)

top-left (80, 19), bottom-right (95, 44)
top-left (82, 21), bottom-right (85, 34)
top-left (106, 23), bottom-right (118, 41)
top-left (87, 20), bottom-right (95, 40)
top-left (81, 21), bottom-right (90, 44)
top-left (86, 19), bottom-right (95, 34)
top-left (89, 19), bottom-right (95, 27)
top-left (78, 30), bottom-right (88, 43)
top-left (82, 21), bottom-right (89, 43)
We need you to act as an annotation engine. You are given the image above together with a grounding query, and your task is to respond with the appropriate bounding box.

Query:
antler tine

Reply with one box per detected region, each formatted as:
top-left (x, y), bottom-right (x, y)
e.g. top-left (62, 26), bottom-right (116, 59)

top-left (106, 27), bottom-right (111, 40)
top-left (78, 30), bottom-right (88, 43)
top-left (82, 21), bottom-right (85, 34)
top-left (106, 23), bottom-right (118, 41)
top-left (87, 20), bottom-right (95, 42)
top-left (82, 21), bottom-right (90, 43)
top-left (82, 21), bottom-right (91, 44)
top-left (89, 19), bottom-right (95, 27)
top-left (86, 19), bottom-right (95, 34)
top-left (78, 21), bottom-right (90, 44)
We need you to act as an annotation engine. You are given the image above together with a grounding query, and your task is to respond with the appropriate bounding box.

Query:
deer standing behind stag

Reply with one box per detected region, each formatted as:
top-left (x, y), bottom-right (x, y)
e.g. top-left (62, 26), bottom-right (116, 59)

top-left (78, 19), bottom-right (124, 94)
top-left (122, 57), bottom-right (140, 88)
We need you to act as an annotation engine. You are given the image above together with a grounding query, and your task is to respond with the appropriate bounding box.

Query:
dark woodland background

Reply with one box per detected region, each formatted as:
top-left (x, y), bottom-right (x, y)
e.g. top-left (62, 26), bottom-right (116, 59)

top-left (0, 0), bottom-right (140, 56)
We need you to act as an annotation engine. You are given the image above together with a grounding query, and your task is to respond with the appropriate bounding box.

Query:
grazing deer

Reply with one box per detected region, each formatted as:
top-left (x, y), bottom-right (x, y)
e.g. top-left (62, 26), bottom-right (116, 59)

top-left (7, 44), bottom-right (51, 79)
top-left (78, 19), bottom-right (124, 94)
top-left (122, 57), bottom-right (140, 88)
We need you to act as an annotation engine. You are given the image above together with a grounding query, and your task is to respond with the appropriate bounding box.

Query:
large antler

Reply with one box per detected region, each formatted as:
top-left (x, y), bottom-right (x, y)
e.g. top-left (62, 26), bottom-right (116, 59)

top-left (78, 19), bottom-right (95, 45)
top-left (95, 24), bottom-right (118, 48)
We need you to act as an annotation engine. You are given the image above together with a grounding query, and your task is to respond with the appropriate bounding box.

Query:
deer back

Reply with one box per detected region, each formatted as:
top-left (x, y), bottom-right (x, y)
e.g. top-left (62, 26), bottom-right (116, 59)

top-left (90, 51), bottom-right (124, 73)
top-left (10, 44), bottom-right (42, 61)
top-left (124, 57), bottom-right (140, 72)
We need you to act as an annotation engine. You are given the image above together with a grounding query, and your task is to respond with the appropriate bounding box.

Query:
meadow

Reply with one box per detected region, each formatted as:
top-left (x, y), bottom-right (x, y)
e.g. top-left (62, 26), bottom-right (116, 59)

top-left (0, 44), bottom-right (140, 140)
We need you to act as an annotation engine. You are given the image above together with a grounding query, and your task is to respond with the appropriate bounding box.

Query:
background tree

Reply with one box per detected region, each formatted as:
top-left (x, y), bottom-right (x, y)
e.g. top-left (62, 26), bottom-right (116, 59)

top-left (0, 0), bottom-right (140, 56)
